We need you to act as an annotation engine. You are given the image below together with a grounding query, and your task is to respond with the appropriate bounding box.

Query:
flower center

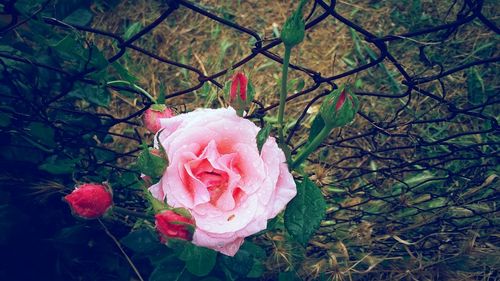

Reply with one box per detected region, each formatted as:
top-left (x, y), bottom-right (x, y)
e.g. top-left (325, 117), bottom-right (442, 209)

top-left (196, 169), bottom-right (228, 205)
top-left (183, 140), bottom-right (244, 210)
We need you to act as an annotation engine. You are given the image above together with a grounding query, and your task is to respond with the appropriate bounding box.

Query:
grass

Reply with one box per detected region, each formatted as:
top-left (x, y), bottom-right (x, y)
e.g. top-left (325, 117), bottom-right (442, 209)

top-left (88, 0), bottom-right (499, 280)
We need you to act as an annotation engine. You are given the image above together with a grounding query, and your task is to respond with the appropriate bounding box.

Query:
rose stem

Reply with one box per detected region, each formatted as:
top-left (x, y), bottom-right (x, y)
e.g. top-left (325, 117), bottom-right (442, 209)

top-left (277, 46), bottom-right (292, 147)
top-left (291, 125), bottom-right (332, 169)
top-left (106, 80), bottom-right (156, 103)
top-left (98, 219), bottom-right (145, 281)
top-left (236, 108), bottom-right (244, 117)
top-left (113, 206), bottom-right (153, 220)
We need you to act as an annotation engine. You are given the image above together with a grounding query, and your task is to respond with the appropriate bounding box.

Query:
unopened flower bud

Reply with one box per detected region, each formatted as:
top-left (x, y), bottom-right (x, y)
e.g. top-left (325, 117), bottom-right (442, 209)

top-left (281, 0), bottom-right (307, 48)
top-left (320, 86), bottom-right (359, 128)
top-left (224, 72), bottom-right (254, 113)
top-left (64, 183), bottom-right (113, 219)
top-left (143, 104), bottom-right (175, 133)
top-left (155, 210), bottom-right (195, 242)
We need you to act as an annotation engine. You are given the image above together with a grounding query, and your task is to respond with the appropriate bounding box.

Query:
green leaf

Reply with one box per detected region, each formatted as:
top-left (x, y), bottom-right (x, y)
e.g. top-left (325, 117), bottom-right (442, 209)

top-left (354, 78), bottom-right (363, 89)
top-left (247, 261), bottom-right (264, 278)
top-left (242, 242), bottom-right (266, 278)
top-left (27, 122), bottom-right (56, 148)
top-left (179, 244), bottom-right (217, 277)
top-left (221, 247), bottom-right (254, 277)
top-left (38, 155), bottom-right (78, 175)
top-left (309, 114), bottom-right (325, 142)
top-left (295, 78), bottom-right (305, 93)
top-left (120, 228), bottom-right (160, 254)
top-left (124, 22), bottom-right (143, 40)
top-left (256, 123), bottom-right (271, 154)
top-left (50, 34), bottom-right (85, 62)
top-left (150, 264), bottom-right (191, 281)
top-left (89, 45), bottom-right (109, 70)
top-left (68, 83), bottom-right (111, 107)
top-left (135, 147), bottom-right (168, 178)
top-left (93, 148), bottom-right (116, 162)
top-left (284, 177), bottom-right (326, 245)
top-left (64, 8), bottom-right (94, 26)
top-left (112, 61), bottom-right (138, 83)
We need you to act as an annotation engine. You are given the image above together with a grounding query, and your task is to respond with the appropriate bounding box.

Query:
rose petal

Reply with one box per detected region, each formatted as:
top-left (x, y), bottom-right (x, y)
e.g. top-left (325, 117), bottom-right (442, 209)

top-left (148, 179), bottom-right (165, 201)
top-left (231, 143), bottom-right (265, 195)
top-left (267, 163), bottom-right (297, 218)
top-left (164, 143), bottom-right (203, 208)
top-left (193, 229), bottom-right (244, 257)
top-left (191, 195), bottom-right (259, 234)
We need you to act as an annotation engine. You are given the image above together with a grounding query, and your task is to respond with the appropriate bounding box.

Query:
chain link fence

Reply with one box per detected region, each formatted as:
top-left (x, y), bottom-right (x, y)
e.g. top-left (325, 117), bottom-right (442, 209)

top-left (1, 0), bottom-right (498, 279)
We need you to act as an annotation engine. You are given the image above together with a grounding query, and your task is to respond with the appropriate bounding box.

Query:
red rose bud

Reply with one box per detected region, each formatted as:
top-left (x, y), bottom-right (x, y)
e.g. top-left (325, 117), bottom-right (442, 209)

top-left (224, 72), bottom-right (255, 115)
top-left (230, 72), bottom-right (248, 101)
top-left (64, 183), bottom-right (113, 219)
top-left (155, 210), bottom-right (195, 242)
top-left (143, 104), bottom-right (175, 133)
top-left (320, 86), bottom-right (359, 128)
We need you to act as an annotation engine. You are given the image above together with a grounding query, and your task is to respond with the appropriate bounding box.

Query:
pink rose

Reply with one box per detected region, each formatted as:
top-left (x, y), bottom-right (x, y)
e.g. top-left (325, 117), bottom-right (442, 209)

top-left (64, 183), bottom-right (113, 219)
top-left (149, 107), bottom-right (296, 256)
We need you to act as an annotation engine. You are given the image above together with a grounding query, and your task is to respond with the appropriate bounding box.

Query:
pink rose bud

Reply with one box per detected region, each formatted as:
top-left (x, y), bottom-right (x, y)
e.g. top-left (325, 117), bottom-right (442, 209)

top-left (155, 210), bottom-right (195, 242)
top-left (224, 72), bottom-right (254, 115)
top-left (143, 104), bottom-right (175, 133)
top-left (140, 173), bottom-right (152, 185)
top-left (320, 86), bottom-right (359, 128)
top-left (335, 89), bottom-right (347, 111)
top-left (64, 183), bottom-right (113, 219)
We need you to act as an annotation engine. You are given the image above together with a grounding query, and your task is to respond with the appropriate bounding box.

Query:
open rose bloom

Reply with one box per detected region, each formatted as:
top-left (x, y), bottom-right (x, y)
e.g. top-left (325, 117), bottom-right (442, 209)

top-left (149, 107), bottom-right (296, 256)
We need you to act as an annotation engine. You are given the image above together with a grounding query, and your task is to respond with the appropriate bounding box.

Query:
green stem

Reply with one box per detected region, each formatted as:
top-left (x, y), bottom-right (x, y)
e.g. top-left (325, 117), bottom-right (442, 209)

top-left (236, 108), bottom-right (244, 117)
top-left (292, 125), bottom-right (332, 169)
top-left (278, 46), bottom-right (292, 147)
top-left (106, 80), bottom-right (156, 103)
top-left (113, 206), bottom-right (153, 220)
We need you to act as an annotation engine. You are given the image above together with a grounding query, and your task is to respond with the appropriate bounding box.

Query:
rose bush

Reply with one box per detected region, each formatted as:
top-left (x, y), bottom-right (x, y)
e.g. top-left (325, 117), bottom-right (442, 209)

top-left (149, 107), bottom-right (296, 256)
